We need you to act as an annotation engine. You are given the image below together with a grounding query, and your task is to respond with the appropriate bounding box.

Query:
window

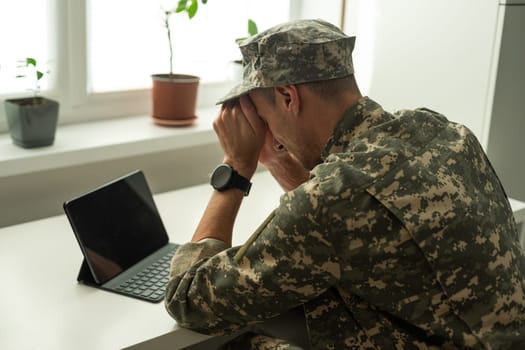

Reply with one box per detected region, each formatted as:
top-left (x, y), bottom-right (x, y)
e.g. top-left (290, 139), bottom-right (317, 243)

top-left (0, 0), bottom-right (294, 131)
top-left (0, 0), bottom-right (51, 95)
top-left (88, 0), bottom-right (291, 92)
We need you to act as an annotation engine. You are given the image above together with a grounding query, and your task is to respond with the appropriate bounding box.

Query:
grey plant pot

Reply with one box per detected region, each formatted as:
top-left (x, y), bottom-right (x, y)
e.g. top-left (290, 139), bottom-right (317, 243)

top-left (4, 97), bottom-right (59, 148)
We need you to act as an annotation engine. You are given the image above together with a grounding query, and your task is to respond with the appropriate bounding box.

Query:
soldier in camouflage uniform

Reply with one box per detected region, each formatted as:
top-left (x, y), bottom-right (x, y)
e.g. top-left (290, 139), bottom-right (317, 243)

top-left (165, 19), bottom-right (525, 349)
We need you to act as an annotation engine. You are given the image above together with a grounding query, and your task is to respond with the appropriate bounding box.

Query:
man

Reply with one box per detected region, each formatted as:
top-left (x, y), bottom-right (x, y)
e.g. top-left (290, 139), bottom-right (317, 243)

top-left (165, 19), bottom-right (525, 349)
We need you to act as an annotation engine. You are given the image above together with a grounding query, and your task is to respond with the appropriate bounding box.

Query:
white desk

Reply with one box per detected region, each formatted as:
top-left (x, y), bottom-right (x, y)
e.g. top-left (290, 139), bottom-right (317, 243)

top-left (0, 171), bottom-right (282, 350)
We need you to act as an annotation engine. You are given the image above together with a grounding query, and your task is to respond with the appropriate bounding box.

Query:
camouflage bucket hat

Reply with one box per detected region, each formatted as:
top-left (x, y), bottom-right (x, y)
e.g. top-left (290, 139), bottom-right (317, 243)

top-left (217, 19), bottom-right (356, 104)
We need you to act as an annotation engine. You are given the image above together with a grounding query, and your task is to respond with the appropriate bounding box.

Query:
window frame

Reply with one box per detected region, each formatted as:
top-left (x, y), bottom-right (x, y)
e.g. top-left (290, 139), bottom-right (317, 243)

top-left (0, 0), bottom-right (306, 133)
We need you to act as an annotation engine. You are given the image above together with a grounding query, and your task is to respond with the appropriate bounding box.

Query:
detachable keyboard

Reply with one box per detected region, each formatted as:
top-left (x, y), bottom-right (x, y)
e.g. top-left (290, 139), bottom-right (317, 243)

top-left (115, 247), bottom-right (177, 302)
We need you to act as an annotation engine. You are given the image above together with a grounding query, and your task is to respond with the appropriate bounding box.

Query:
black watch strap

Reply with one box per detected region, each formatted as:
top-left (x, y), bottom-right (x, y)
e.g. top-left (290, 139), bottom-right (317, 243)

top-left (231, 169), bottom-right (252, 196)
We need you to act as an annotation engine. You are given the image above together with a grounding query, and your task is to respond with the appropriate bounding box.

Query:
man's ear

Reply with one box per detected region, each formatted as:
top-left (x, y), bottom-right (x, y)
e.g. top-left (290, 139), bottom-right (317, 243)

top-left (274, 85), bottom-right (300, 116)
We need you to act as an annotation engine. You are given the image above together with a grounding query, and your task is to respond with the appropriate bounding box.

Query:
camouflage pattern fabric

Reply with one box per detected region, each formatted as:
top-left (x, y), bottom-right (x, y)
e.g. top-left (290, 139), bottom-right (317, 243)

top-left (218, 332), bottom-right (304, 350)
top-left (217, 19), bottom-right (356, 104)
top-left (165, 97), bottom-right (525, 349)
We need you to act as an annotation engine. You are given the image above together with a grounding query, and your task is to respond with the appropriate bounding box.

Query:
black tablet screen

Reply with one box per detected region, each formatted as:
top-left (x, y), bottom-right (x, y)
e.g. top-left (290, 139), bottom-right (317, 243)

top-left (64, 171), bottom-right (168, 284)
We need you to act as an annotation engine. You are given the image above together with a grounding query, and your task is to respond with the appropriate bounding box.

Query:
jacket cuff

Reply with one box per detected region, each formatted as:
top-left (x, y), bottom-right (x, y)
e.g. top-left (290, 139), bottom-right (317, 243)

top-left (169, 238), bottom-right (229, 277)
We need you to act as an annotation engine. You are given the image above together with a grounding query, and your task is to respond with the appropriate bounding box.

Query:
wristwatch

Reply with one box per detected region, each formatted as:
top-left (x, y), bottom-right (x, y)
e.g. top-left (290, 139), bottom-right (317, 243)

top-left (210, 164), bottom-right (252, 196)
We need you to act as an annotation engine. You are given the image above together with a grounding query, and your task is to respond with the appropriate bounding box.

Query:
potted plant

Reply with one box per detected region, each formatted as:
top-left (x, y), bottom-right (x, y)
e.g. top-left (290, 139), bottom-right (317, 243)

top-left (151, 0), bottom-right (208, 127)
top-left (4, 57), bottom-right (59, 148)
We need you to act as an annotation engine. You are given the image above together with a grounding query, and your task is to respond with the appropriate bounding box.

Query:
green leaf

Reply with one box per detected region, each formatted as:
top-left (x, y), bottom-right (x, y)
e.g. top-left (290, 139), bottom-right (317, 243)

top-left (176, 0), bottom-right (187, 13)
top-left (26, 57), bottom-right (37, 67)
top-left (201, 0), bottom-right (208, 4)
top-left (187, 0), bottom-right (198, 18)
top-left (36, 71), bottom-right (44, 81)
top-left (15, 75), bottom-right (26, 78)
top-left (247, 19), bottom-right (258, 36)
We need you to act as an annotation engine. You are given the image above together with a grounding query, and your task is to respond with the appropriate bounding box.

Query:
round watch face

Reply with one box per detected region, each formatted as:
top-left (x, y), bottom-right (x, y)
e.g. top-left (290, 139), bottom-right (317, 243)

top-left (211, 165), bottom-right (233, 190)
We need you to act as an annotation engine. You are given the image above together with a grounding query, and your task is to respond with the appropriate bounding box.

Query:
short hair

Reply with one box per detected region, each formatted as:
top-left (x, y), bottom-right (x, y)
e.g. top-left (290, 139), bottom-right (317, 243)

top-left (303, 75), bottom-right (358, 99)
top-left (257, 75), bottom-right (358, 104)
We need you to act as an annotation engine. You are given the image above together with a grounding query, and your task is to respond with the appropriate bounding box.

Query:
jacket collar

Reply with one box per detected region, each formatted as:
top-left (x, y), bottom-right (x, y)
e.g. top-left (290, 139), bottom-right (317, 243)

top-left (321, 97), bottom-right (393, 160)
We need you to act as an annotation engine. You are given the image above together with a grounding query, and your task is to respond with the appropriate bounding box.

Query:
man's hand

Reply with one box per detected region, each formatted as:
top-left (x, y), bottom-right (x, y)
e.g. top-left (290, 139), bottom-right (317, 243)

top-left (258, 128), bottom-right (287, 168)
top-left (191, 97), bottom-right (266, 245)
top-left (259, 128), bottom-right (310, 192)
top-left (213, 96), bottom-right (267, 179)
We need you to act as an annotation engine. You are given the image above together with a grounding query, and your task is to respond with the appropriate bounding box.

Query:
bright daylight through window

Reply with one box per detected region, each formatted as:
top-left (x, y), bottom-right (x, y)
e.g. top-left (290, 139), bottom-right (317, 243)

top-left (87, 0), bottom-right (291, 93)
top-left (0, 0), bottom-right (290, 121)
top-left (0, 1), bottom-right (51, 95)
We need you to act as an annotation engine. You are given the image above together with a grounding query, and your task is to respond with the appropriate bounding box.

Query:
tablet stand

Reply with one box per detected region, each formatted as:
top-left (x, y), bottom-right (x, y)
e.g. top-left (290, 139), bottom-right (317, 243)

top-left (77, 259), bottom-right (99, 286)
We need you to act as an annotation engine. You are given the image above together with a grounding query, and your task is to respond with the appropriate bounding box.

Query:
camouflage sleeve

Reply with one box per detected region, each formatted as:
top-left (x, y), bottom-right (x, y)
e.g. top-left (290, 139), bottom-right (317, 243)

top-left (219, 332), bottom-right (304, 350)
top-left (164, 180), bottom-right (341, 335)
top-left (168, 238), bottom-right (230, 279)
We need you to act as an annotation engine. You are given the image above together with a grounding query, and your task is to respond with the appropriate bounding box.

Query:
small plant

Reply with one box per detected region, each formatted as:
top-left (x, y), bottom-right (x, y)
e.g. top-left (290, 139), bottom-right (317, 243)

top-left (235, 19), bottom-right (259, 45)
top-left (16, 57), bottom-right (48, 102)
top-left (163, 0), bottom-right (208, 76)
top-left (5, 57), bottom-right (59, 148)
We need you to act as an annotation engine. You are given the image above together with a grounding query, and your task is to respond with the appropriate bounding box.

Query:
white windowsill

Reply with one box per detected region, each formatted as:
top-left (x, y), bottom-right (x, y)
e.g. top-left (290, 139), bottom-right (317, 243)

top-left (0, 106), bottom-right (220, 178)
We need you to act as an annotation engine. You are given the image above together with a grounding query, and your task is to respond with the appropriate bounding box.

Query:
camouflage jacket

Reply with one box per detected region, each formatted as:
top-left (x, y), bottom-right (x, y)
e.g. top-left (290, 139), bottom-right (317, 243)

top-left (165, 97), bottom-right (525, 349)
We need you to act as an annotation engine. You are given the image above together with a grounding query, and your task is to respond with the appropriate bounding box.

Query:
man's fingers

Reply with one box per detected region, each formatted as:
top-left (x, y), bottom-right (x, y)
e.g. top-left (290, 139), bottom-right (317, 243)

top-left (221, 98), bottom-right (238, 110)
top-left (239, 95), bottom-right (266, 135)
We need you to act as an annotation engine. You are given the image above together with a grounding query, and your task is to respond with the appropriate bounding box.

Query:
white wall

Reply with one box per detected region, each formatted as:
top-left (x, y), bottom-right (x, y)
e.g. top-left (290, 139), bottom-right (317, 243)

top-left (291, 0), bottom-right (344, 26)
top-left (0, 144), bottom-right (223, 228)
top-left (343, 0), bottom-right (500, 148)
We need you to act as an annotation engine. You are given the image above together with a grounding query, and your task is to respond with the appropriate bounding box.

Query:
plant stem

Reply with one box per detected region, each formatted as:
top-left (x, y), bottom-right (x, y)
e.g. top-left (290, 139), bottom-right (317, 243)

top-left (165, 12), bottom-right (173, 77)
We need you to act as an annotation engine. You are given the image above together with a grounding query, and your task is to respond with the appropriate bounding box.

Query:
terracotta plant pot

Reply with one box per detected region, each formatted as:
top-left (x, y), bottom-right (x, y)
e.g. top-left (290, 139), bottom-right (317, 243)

top-left (4, 97), bottom-right (59, 148)
top-left (151, 74), bottom-right (199, 127)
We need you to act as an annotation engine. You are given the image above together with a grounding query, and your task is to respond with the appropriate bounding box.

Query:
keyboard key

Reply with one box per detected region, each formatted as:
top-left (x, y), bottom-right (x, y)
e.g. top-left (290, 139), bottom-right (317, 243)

top-left (115, 247), bottom-right (178, 300)
top-left (141, 289), bottom-right (154, 297)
